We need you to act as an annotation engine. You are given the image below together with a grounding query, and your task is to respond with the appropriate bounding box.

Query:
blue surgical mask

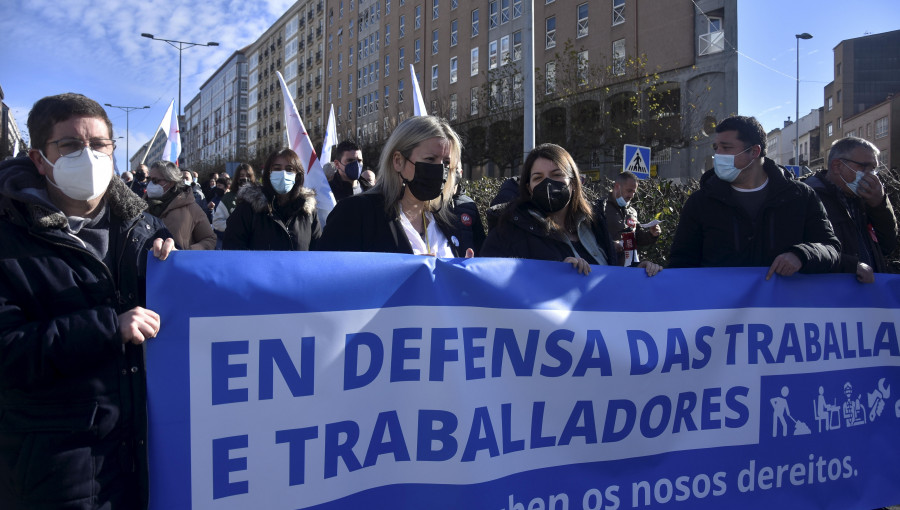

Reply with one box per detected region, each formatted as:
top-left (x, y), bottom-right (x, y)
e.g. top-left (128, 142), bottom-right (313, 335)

top-left (839, 161), bottom-right (865, 196)
top-left (270, 170), bottom-right (296, 194)
top-left (616, 196), bottom-right (628, 208)
top-left (713, 145), bottom-right (756, 183)
top-left (344, 160), bottom-right (362, 180)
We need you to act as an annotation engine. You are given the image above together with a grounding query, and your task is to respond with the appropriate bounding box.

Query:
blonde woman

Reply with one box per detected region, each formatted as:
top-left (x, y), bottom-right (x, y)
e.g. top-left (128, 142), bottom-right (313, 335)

top-left (318, 116), bottom-right (474, 257)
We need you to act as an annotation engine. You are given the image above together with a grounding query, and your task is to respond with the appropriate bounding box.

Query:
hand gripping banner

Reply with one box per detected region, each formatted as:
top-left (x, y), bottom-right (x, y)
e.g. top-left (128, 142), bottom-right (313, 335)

top-left (146, 252), bottom-right (900, 510)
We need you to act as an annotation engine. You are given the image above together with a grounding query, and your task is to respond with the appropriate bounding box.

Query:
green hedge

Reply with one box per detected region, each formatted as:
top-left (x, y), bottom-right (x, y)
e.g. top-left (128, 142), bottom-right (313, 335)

top-left (463, 171), bottom-right (900, 271)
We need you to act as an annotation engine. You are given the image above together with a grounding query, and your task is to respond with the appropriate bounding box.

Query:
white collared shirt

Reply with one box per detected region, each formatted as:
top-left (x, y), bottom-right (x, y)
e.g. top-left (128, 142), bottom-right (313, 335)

top-left (398, 211), bottom-right (455, 257)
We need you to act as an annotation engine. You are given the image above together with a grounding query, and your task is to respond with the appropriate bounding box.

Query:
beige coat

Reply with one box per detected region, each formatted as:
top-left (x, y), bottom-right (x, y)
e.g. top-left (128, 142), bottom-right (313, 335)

top-left (157, 189), bottom-right (216, 250)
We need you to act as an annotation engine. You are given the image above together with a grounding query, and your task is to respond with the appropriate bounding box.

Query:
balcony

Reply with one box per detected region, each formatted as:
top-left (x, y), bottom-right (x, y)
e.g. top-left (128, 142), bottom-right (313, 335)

top-left (307, 34), bottom-right (313, 44)
top-left (315, 76), bottom-right (321, 86)
top-left (315, 100), bottom-right (321, 110)
top-left (306, 83), bottom-right (312, 93)
top-left (699, 30), bottom-right (725, 56)
top-left (317, 1), bottom-right (323, 13)
top-left (316, 27), bottom-right (322, 38)
top-left (299, 62), bottom-right (305, 73)
top-left (305, 105), bottom-right (312, 115)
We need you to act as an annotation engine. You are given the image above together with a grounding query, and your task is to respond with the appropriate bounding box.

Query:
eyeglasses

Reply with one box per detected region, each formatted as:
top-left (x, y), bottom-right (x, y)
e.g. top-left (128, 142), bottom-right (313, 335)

top-left (840, 158), bottom-right (885, 174)
top-left (48, 138), bottom-right (116, 158)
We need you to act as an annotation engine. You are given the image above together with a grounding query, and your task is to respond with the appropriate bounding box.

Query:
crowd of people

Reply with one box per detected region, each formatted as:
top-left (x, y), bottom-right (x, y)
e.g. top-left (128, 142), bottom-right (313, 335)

top-left (0, 93), bottom-right (896, 509)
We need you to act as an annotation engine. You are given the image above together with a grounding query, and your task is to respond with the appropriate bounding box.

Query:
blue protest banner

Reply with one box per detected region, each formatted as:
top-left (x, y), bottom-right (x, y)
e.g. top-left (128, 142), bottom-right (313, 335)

top-left (146, 252), bottom-right (900, 510)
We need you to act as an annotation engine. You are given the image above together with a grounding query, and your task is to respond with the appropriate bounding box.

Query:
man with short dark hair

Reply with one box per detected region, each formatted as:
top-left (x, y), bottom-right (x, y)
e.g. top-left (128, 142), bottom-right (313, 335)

top-left (329, 140), bottom-right (370, 200)
top-left (804, 136), bottom-right (897, 282)
top-left (668, 115), bottom-right (840, 278)
top-left (130, 163), bottom-right (149, 197)
top-left (605, 171), bottom-right (661, 265)
top-left (0, 93), bottom-right (174, 509)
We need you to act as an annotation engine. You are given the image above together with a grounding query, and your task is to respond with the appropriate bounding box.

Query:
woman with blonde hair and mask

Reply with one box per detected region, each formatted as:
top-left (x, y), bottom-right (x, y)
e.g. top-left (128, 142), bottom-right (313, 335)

top-left (145, 159), bottom-right (215, 250)
top-left (482, 143), bottom-right (661, 276)
top-left (318, 115), bottom-right (474, 257)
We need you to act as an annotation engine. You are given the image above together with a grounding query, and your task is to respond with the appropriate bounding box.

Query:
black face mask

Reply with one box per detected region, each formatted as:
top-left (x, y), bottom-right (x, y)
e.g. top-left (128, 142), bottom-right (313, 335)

top-left (531, 177), bottom-right (571, 214)
top-left (403, 160), bottom-right (448, 202)
top-left (344, 160), bottom-right (362, 180)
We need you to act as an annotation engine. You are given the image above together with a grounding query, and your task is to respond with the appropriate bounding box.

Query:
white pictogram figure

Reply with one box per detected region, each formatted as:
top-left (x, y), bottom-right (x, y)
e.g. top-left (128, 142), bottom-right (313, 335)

top-left (866, 378), bottom-right (891, 422)
top-left (842, 381), bottom-right (866, 427)
top-left (814, 385), bottom-right (840, 432)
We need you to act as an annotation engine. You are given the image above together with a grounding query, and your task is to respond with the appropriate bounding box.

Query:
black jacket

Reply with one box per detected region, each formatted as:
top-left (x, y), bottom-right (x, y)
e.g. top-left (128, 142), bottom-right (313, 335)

top-left (805, 170), bottom-right (897, 273)
top-left (329, 175), bottom-right (374, 201)
top-left (223, 184), bottom-right (320, 251)
top-left (0, 157), bottom-right (169, 509)
top-left (481, 200), bottom-right (619, 266)
top-left (450, 192), bottom-right (487, 255)
top-left (316, 192), bottom-right (474, 256)
top-left (668, 159), bottom-right (840, 272)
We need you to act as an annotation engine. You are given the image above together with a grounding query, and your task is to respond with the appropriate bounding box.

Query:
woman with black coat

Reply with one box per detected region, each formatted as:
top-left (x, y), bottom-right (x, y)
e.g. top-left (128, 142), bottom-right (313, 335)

top-left (482, 143), bottom-right (661, 276)
top-left (223, 148), bottom-right (320, 251)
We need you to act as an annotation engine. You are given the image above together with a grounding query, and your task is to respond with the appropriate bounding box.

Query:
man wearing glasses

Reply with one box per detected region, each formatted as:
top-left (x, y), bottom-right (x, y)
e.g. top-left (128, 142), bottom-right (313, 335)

top-left (805, 137), bottom-right (897, 282)
top-left (0, 93), bottom-right (174, 509)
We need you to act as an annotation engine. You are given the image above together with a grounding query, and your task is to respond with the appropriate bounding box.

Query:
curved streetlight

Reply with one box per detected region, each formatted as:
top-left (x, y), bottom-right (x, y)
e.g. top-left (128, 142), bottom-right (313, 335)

top-left (795, 32), bottom-right (813, 167)
top-left (141, 33), bottom-right (219, 117)
top-left (105, 103), bottom-right (150, 171)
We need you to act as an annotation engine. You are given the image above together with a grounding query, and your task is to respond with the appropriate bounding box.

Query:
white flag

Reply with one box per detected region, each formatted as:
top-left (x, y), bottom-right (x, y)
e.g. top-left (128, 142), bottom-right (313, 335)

top-left (276, 71), bottom-right (336, 224)
top-left (410, 64), bottom-right (428, 117)
top-left (320, 104), bottom-right (338, 165)
top-left (142, 99), bottom-right (180, 165)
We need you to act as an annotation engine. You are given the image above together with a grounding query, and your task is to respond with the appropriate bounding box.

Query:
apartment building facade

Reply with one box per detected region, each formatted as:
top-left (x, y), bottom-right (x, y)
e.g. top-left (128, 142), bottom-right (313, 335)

top-left (324, 0), bottom-right (737, 179)
top-left (182, 51), bottom-right (250, 170)
top-left (247, 0), bottom-right (327, 160)
top-left (822, 29), bottom-right (900, 155)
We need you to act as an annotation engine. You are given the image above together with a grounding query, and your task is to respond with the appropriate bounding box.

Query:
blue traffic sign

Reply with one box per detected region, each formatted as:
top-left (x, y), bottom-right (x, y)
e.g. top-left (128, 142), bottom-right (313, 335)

top-left (623, 144), bottom-right (651, 179)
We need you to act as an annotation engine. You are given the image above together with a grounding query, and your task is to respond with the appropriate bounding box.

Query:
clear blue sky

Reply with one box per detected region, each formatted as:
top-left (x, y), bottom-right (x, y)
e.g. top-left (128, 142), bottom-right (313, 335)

top-left (1, 0), bottom-right (897, 172)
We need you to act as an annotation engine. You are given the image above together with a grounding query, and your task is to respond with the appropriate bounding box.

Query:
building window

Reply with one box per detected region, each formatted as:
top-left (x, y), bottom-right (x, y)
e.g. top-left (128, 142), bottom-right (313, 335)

top-left (415, 5), bottom-right (421, 29)
top-left (450, 56), bottom-right (458, 83)
top-left (837, 117), bottom-right (841, 129)
top-left (613, 38), bottom-right (625, 75)
top-left (432, 29), bottom-right (439, 54)
top-left (699, 16), bottom-right (724, 55)
top-left (489, 40), bottom-right (498, 69)
top-left (415, 38), bottom-right (421, 62)
top-left (545, 16), bottom-right (556, 49)
top-left (490, 1), bottom-right (498, 29)
top-left (500, 35), bottom-right (510, 65)
top-left (399, 78), bottom-right (404, 102)
top-left (400, 15), bottom-right (405, 37)
top-left (450, 93), bottom-right (458, 120)
top-left (613, 0), bottom-right (625, 25)
top-left (513, 0), bottom-right (523, 19)
top-left (384, 85), bottom-right (390, 107)
top-left (826, 123), bottom-right (833, 137)
top-left (513, 30), bottom-right (522, 61)
top-left (545, 61), bottom-right (556, 94)
top-left (471, 47), bottom-right (479, 75)
top-left (399, 47), bottom-right (405, 69)
top-left (472, 9), bottom-right (479, 37)
top-left (875, 116), bottom-right (888, 139)
top-left (385, 24), bottom-right (391, 45)
top-left (385, 55), bottom-right (390, 76)
top-left (826, 96), bottom-right (833, 111)
top-left (386, 0), bottom-right (391, 14)
top-left (433, 0), bottom-right (439, 19)
top-left (431, 65), bottom-right (439, 90)
top-left (513, 74), bottom-right (523, 103)
top-left (577, 50), bottom-right (588, 85)
top-left (837, 89), bottom-right (842, 103)
top-left (501, 0), bottom-right (510, 24)
top-left (836, 62), bottom-right (841, 76)
top-left (450, 19), bottom-right (458, 46)
top-left (471, 87), bottom-right (479, 115)
top-left (577, 3), bottom-right (589, 38)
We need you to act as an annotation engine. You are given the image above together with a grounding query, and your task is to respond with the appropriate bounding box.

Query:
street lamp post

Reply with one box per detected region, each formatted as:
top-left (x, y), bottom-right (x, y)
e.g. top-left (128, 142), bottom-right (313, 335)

top-left (104, 103), bottom-right (150, 171)
top-left (795, 32), bottom-right (813, 167)
top-left (140, 33), bottom-right (219, 117)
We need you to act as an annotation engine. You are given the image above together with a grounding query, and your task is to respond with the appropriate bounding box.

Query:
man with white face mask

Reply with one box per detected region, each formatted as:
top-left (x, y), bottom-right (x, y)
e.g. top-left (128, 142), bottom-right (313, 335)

top-left (804, 137), bottom-right (897, 283)
top-left (0, 93), bottom-right (175, 509)
top-left (668, 115), bottom-right (840, 279)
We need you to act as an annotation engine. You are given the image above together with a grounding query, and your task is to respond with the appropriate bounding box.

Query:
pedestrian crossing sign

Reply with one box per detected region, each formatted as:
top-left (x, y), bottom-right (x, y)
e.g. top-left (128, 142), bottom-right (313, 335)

top-left (623, 144), bottom-right (651, 179)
